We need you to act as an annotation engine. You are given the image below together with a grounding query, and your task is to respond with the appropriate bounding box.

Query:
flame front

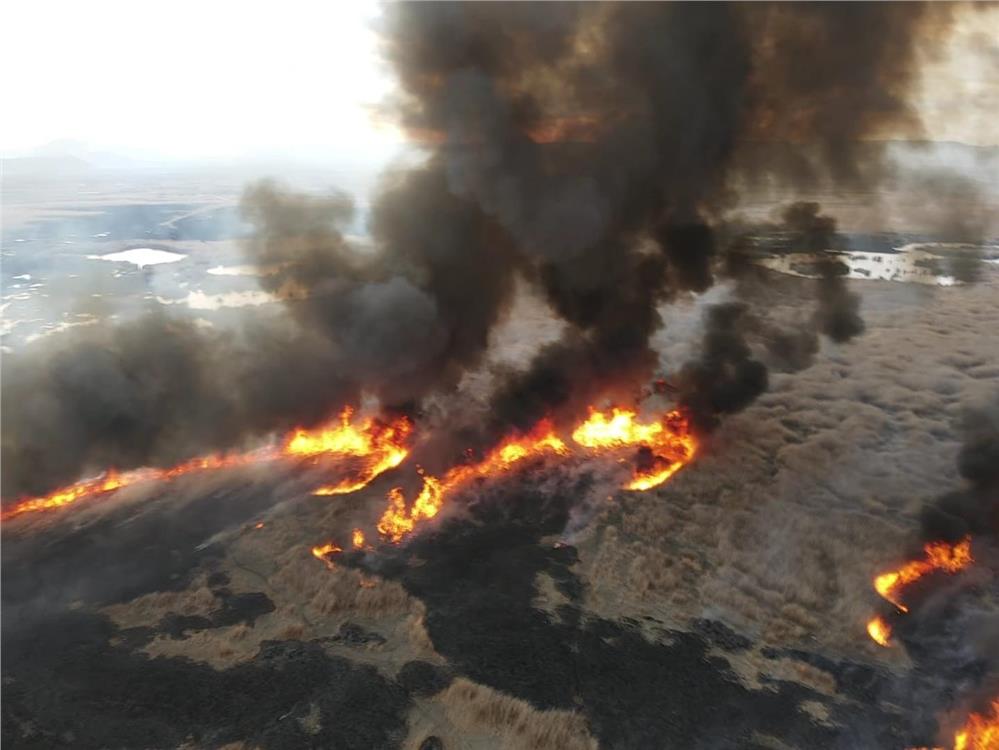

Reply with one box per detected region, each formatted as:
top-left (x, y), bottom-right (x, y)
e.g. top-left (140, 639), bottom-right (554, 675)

top-left (377, 421), bottom-right (568, 543)
top-left (874, 537), bottom-right (973, 613)
top-left (374, 408), bottom-right (695, 545)
top-left (2, 407), bottom-right (412, 521)
top-left (6, 403), bottom-right (696, 553)
top-left (0, 451), bottom-right (272, 522)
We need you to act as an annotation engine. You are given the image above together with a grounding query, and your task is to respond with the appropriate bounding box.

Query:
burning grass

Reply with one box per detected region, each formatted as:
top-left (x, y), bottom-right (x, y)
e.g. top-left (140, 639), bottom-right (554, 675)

top-left (7, 400), bottom-right (697, 566)
top-left (1, 407), bottom-right (413, 522)
top-left (866, 536), bottom-right (973, 647)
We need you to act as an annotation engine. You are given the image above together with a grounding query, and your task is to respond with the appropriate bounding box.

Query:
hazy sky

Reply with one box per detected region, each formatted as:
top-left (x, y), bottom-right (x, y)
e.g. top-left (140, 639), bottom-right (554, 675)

top-left (2, 0), bottom-right (399, 162)
top-left (3, 1), bottom-right (997, 163)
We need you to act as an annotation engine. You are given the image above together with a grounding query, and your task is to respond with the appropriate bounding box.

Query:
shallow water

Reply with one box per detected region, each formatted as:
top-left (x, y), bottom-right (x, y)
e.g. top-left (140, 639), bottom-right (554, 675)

top-left (757, 242), bottom-right (997, 286)
top-left (88, 248), bottom-right (187, 268)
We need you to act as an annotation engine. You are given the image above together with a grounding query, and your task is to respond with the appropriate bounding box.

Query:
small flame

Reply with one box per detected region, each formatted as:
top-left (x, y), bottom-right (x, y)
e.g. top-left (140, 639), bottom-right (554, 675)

top-left (311, 541), bottom-right (343, 558)
top-left (1, 470), bottom-right (125, 520)
top-left (874, 537), bottom-right (973, 612)
top-left (867, 615), bottom-right (892, 647)
top-left (352, 528), bottom-right (365, 549)
top-left (311, 542), bottom-right (343, 568)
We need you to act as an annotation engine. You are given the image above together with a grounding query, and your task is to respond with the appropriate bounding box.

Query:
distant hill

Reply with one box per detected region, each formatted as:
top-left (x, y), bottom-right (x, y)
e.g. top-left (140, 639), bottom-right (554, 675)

top-left (2, 154), bottom-right (95, 177)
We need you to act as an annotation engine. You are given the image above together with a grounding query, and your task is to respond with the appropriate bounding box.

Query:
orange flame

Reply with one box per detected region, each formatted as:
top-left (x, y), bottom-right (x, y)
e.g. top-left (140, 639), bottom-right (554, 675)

top-left (0, 451), bottom-right (272, 522)
top-left (573, 407), bottom-right (696, 491)
top-left (284, 407), bottom-right (412, 495)
top-left (867, 615), bottom-right (892, 647)
top-left (377, 421), bottom-right (568, 543)
top-left (874, 537), bottom-right (973, 613)
top-left (311, 541), bottom-right (343, 568)
top-left (311, 541), bottom-right (343, 559)
top-left (1, 470), bottom-right (126, 521)
top-left (954, 700), bottom-right (999, 750)
top-left (6, 403), bottom-right (696, 538)
top-left (374, 408), bottom-right (696, 545)
top-left (352, 528), bottom-right (366, 549)
top-left (2, 407), bottom-right (412, 522)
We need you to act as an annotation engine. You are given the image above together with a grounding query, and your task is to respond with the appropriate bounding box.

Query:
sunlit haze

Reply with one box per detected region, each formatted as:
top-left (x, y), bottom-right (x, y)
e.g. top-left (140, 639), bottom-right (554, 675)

top-left (2, 0), bottom-right (997, 165)
top-left (2, 0), bottom-right (399, 163)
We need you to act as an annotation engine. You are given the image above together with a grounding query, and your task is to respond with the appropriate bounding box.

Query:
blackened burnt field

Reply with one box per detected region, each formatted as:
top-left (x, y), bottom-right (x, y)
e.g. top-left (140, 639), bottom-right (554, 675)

top-left (0, 473), bottom-right (915, 750)
top-left (4, 267), bottom-right (999, 750)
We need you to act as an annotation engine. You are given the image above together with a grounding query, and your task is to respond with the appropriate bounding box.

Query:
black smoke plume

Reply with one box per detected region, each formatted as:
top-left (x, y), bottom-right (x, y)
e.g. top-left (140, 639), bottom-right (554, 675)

top-left (2, 2), bottom-right (958, 499)
top-left (921, 397), bottom-right (999, 545)
top-left (781, 201), bottom-right (865, 343)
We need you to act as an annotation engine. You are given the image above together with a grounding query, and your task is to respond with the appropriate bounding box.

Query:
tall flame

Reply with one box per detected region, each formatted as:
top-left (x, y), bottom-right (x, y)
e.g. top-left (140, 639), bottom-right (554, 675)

top-left (287, 408), bottom-right (412, 496)
top-left (572, 407), bottom-right (695, 491)
top-left (2, 407), bottom-right (412, 521)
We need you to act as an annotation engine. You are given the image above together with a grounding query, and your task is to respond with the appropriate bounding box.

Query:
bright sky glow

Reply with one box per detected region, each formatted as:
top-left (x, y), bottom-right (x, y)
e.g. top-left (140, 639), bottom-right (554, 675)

top-left (2, 1), bottom-right (997, 162)
top-left (1, 0), bottom-right (400, 161)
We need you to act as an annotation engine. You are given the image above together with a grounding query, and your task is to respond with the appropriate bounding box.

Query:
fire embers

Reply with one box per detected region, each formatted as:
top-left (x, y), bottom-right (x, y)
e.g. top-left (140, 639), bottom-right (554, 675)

top-left (866, 537), bottom-right (974, 647)
top-left (1, 407), bottom-right (413, 521)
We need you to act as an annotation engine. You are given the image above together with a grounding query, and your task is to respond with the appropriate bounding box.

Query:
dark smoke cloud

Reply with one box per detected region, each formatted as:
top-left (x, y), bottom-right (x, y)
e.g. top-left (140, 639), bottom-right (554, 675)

top-left (2, 2), bottom-right (959, 498)
top-left (1, 314), bottom-right (357, 498)
top-left (2, 173), bottom-right (517, 498)
top-left (921, 396), bottom-right (999, 544)
top-left (380, 2), bottom-right (947, 444)
top-left (675, 304), bottom-right (769, 433)
top-left (243, 173), bottom-right (519, 407)
top-left (779, 201), bottom-right (865, 343)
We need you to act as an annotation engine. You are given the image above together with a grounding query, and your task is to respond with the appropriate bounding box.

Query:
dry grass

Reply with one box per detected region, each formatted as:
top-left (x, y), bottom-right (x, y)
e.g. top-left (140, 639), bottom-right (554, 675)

top-left (403, 678), bottom-right (597, 750)
top-left (104, 522), bottom-right (440, 673)
top-left (579, 279), bottom-right (999, 665)
top-left (104, 582), bottom-right (218, 628)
